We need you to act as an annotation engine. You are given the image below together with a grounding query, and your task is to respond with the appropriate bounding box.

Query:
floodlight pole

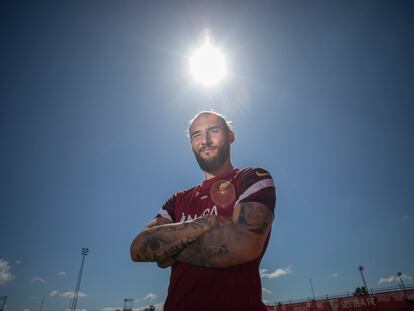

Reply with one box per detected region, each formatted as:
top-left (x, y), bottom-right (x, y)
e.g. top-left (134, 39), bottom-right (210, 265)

top-left (397, 272), bottom-right (406, 291)
top-left (358, 265), bottom-right (368, 290)
top-left (38, 296), bottom-right (45, 311)
top-left (70, 248), bottom-right (89, 311)
top-left (0, 296), bottom-right (7, 311)
top-left (309, 278), bottom-right (316, 300)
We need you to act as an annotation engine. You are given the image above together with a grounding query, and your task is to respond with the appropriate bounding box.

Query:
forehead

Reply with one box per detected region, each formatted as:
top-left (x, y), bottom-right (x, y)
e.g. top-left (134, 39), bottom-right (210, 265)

top-left (189, 114), bottom-right (224, 133)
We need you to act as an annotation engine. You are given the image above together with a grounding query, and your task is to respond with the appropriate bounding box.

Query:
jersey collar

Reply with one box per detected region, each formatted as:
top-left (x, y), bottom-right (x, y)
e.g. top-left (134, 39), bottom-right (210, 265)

top-left (200, 168), bottom-right (239, 188)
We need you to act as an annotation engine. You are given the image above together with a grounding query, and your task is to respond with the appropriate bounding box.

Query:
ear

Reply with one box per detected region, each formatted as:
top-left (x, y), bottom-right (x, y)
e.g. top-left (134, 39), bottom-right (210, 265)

top-left (228, 130), bottom-right (235, 143)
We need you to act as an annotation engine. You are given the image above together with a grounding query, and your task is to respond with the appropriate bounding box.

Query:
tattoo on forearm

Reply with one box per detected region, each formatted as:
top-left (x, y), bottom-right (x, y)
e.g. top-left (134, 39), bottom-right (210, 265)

top-left (158, 236), bottom-right (199, 262)
top-left (237, 202), bottom-right (273, 235)
top-left (189, 217), bottom-right (211, 229)
top-left (175, 206), bottom-right (273, 267)
top-left (178, 238), bottom-right (229, 267)
top-left (134, 216), bottom-right (213, 262)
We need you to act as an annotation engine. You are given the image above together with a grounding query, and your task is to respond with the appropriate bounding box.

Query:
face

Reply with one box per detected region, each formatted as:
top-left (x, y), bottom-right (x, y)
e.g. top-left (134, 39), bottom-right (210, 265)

top-left (189, 114), bottom-right (233, 173)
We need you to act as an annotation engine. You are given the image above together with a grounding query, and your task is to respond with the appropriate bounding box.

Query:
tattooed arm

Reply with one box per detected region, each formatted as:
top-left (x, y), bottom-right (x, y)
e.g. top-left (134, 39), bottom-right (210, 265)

top-left (130, 215), bottom-right (219, 264)
top-left (175, 202), bottom-right (274, 268)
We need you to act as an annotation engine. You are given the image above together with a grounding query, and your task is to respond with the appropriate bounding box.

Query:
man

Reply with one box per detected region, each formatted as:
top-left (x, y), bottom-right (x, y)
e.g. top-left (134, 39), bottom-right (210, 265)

top-left (130, 111), bottom-right (276, 311)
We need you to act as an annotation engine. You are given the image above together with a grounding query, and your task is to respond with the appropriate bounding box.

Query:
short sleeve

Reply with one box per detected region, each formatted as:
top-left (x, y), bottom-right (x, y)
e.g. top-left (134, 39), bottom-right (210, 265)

top-left (156, 193), bottom-right (177, 222)
top-left (236, 167), bottom-right (276, 214)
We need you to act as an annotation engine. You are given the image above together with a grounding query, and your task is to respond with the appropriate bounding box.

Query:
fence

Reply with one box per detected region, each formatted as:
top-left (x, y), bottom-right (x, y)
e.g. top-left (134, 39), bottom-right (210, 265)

top-left (268, 284), bottom-right (414, 311)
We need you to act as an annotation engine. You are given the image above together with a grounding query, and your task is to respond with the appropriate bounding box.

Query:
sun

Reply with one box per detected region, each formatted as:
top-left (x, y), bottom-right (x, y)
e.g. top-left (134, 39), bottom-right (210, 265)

top-left (189, 37), bottom-right (227, 87)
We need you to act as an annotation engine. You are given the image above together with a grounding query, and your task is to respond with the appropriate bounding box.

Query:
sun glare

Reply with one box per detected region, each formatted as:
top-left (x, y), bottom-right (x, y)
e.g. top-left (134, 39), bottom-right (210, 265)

top-left (189, 38), bottom-right (226, 87)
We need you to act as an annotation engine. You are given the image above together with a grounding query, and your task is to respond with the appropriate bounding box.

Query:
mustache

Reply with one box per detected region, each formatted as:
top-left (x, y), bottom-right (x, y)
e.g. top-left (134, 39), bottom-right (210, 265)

top-left (199, 145), bottom-right (216, 152)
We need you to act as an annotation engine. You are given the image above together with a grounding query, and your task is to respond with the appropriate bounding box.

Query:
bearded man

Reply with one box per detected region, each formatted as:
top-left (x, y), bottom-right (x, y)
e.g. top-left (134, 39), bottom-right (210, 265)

top-left (130, 111), bottom-right (276, 311)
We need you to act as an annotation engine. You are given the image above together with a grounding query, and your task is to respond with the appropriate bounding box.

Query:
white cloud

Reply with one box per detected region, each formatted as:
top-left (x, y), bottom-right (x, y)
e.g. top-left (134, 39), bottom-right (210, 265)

top-left (16, 260), bottom-right (22, 265)
top-left (330, 273), bottom-right (339, 277)
top-left (21, 309), bottom-right (30, 311)
top-left (260, 266), bottom-right (292, 279)
top-left (57, 272), bottom-right (66, 277)
top-left (133, 295), bottom-right (162, 311)
top-left (262, 287), bottom-right (272, 294)
top-left (135, 293), bottom-right (158, 303)
top-left (378, 274), bottom-right (412, 284)
top-left (50, 290), bottom-right (59, 297)
top-left (31, 277), bottom-right (45, 283)
top-left (60, 291), bottom-right (88, 298)
top-left (0, 259), bottom-right (15, 285)
top-left (143, 293), bottom-right (158, 301)
top-left (263, 300), bottom-right (269, 304)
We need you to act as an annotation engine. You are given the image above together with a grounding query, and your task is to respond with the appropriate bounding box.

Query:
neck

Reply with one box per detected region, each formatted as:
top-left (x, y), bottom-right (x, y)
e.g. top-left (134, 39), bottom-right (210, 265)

top-left (204, 160), bottom-right (234, 180)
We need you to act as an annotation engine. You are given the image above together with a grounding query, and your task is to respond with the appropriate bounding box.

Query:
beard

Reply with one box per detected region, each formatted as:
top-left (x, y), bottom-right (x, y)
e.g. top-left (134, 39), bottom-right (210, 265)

top-left (193, 142), bottom-right (230, 173)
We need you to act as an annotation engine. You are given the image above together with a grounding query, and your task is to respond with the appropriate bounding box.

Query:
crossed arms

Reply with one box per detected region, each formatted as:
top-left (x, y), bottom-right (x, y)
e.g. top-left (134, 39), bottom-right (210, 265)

top-left (130, 201), bottom-right (274, 268)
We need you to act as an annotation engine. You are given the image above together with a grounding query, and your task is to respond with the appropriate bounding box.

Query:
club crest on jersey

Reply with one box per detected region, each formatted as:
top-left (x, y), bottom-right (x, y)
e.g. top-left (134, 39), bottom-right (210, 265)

top-left (218, 180), bottom-right (231, 191)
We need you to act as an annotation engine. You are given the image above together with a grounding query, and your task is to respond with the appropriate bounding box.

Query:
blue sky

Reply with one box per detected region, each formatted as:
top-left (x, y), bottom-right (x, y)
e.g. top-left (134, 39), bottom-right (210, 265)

top-left (1, 1), bottom-right (413, 310)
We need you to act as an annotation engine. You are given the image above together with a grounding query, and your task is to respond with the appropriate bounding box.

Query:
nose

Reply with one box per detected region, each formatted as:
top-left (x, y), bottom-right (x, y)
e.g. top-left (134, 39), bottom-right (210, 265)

top-left (200, 131), bottom-right (212, 145)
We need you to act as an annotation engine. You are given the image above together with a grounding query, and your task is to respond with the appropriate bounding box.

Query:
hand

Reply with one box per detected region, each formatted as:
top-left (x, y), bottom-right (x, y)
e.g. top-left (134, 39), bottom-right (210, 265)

top-left (215, 216), bottom-right (233, 226)
top-left (210, 215), bottom-right (233, 227)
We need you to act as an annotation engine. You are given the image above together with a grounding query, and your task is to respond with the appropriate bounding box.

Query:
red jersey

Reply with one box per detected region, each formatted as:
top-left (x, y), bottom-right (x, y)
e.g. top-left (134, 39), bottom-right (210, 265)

top-left (157, 167), bottom-right (276, 311)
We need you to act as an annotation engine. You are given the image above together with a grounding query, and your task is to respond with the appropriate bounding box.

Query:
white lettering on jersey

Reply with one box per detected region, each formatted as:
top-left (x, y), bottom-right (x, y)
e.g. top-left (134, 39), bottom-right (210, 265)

top-left (179, 205), bottom-right (219, 223)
